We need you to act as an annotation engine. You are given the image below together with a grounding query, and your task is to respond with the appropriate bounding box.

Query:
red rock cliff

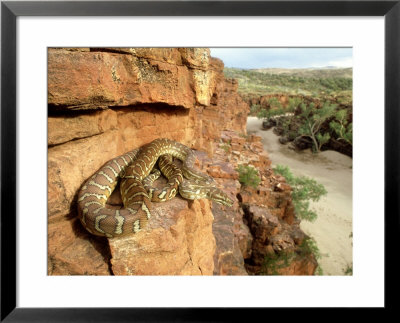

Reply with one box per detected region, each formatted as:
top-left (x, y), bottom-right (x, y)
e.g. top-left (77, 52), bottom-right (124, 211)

top-left (47, 47), bottom-right (315, 276)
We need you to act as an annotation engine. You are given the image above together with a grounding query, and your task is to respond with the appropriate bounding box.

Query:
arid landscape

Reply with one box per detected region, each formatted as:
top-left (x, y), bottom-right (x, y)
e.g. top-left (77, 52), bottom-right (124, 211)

top-left (238, 64), bottom-right (353, 275)
top-left (247, 117), bottom-right (352, 275)
top-left (47, 47), bottom-right (352, 276)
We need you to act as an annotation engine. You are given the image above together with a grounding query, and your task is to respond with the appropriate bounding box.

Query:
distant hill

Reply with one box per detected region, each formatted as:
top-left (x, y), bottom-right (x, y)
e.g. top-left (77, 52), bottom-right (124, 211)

top-left (251, 67), bottom-right (353, 79)
top-left (223, 67), bottom-right (353, 106)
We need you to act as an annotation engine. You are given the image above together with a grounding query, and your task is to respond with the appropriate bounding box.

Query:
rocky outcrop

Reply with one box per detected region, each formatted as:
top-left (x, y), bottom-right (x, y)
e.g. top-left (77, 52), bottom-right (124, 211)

top-left (48, 47), bottom-right (315, 276)
top-left (48, 48), bottom-right (210, 110)
top-left (244, 93), bottom-right (351, 113)
top-left (109, 199), bottom-right (215, 275)
top-left (193, 149), bottom-right (248, 275)
top-left (213, 131), bottom-right (317, 275)
top-left (48, 47), bottom-right (248, 275)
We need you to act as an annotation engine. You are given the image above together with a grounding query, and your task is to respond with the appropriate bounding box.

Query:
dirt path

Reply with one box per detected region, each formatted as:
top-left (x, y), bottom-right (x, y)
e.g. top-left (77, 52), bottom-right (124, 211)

top-left (247, 117), bottom-right (353, 275)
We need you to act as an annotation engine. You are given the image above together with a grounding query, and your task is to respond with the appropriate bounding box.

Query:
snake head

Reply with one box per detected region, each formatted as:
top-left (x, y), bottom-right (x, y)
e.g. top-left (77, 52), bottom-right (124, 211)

top-left (209, 190), bottom-right (234, 207)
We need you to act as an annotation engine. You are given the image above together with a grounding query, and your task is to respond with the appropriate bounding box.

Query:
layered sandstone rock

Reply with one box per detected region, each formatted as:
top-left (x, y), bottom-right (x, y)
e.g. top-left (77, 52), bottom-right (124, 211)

top-left (214, 130), bottom-right (317, 275)
top-left (48, 48), bottom-right (210, 110)
top-left (47, 47), bottom-right (315, 276)
top-left (48, 218), bottom-right (111, 275)
top-left (47, 47), bottom-right (248, 275)
top-left (109, 199), bottom-right (215, 275)
top-left (193, 150), bottom-right (248, 275)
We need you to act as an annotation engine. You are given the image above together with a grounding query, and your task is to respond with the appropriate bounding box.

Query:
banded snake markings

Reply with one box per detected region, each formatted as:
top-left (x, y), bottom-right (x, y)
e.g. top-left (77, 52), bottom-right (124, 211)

top-left (77, 138), bottom-right (233, 238)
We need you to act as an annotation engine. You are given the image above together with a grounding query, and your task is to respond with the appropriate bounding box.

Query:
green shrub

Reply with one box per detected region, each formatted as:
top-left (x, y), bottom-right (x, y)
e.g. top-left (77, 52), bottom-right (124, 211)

top-left (315, 132), bottom-right (331, 152)
top-left (257, 108), bottom-right (268, 119)
top-left (267, 97), bottom-right (282, 109)
top-left (297, 102), bottom-right (336, 153)
top-left (223, 67), bottom-right (352, 100)
top-left (257, 107), bottom-right (286, 120)
top-left (236, 164), bottom-right (261, 189)
top-left (273, 165), bottom-right (327, 222)
top-left (298, 237), bottom-right (324, 275)
top-left (298, 237), bottom-right (321, 260)
top-left (343, 264), bottom-right (353, 275)
top-left (276, 116), bottom-right (291, 132)
top-left (261, 251), bottom-right (295, 275)
top-left (221, 144), bottom-right (230, 153)
top-left (329, 109), bottom-right (353, 145)
top-left (288, 97), bottom-right (303, 111)
top-left (250, 104), bottom-right (261, 115)
top-left (261, 237), bottom-right (323, 275)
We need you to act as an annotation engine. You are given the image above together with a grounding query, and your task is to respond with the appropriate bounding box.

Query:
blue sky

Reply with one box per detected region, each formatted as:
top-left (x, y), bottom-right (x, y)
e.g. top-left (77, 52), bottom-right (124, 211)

top-left (210, 48), bottom-right (352, 69)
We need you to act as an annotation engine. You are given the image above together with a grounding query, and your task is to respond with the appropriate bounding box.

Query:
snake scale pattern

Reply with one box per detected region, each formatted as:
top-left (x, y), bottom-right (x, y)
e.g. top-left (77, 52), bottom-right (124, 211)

top-left (77, 138), bottom-right (233, 238)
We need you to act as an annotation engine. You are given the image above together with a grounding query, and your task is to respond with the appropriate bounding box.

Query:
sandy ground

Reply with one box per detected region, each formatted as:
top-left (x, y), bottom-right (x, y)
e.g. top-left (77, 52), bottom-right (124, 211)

top-left (247, 117), bottom-right (353, 275)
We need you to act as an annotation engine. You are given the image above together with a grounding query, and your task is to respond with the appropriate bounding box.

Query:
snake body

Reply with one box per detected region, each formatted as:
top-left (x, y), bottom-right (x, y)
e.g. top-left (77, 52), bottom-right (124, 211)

top-left (77, 138), bottom-right (233, 238)
top-left (142, 154), bottom-right (183, 202)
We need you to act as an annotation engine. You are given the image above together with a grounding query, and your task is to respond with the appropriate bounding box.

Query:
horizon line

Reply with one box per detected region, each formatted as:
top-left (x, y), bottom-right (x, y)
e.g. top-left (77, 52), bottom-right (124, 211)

top-left (225, 65), bottom-right (353, 70)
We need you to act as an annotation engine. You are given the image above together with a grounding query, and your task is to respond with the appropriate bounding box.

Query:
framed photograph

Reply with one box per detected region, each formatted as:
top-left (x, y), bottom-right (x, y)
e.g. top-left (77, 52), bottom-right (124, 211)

top-left (1, 0), bottom-right (398, 320)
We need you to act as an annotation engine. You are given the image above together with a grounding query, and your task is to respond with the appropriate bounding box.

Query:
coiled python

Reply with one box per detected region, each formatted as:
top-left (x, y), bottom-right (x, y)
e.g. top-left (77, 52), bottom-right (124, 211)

top-left (77, 138), bottom-right (233, 238)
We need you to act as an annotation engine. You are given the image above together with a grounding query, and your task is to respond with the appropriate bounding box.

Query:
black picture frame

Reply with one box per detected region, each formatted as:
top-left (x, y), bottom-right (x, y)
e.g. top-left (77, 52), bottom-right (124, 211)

top-left (1, 0), bottom-right (398, 321)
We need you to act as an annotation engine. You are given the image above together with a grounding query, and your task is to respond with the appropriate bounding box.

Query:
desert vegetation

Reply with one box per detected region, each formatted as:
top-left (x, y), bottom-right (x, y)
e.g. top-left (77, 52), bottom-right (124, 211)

top-left (234, 66), bottom-right (353, 275)
top-left (224, 67), bottom-right (352, 106)
top-left (236, 164), bottom-right (261, 189)
top-left (225, 67), bottom-right (353, 155)
top-left (258, 100), bottom-right (352, 154)
top-left (273, 164), bottom-right (327, 222)
top-left (260, 164), bottom-right (327, 275)
top-left (260, 236), bottom-right (323, 275)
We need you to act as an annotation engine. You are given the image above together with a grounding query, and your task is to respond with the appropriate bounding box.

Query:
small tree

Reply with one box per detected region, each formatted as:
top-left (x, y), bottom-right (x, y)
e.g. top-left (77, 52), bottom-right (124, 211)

top-left (275, 117), bottom-right (293, 137)
top-left (287, 97), bottom-right (303, 112)
top-left (250, 104), bottom-right (261, 115)
top-left (273, 165), bottom-right (327, 222)
top-left (267, 97), bottom-right (283, 110)
top-left (315, 132), bottom-right (331, 152)
top-left (257, 106), bottom-right (285, 120)
top-left (236, 164), bottom-right (261, 189)
top-left (257, 108), bottom-right (268, 119)
top-left (296, 102), bottom-right (336, 153)
top-left (329, 109), bottom-right (353, 145)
